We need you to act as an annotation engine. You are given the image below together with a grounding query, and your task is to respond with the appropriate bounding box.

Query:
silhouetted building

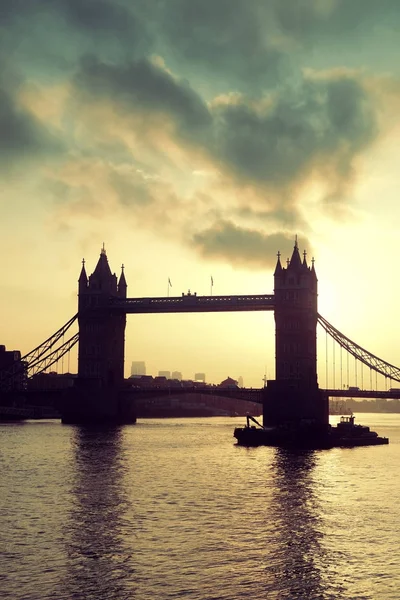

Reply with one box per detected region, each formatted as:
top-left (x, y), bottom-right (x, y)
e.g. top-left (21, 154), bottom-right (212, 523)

top-left (28, 372), bottom-right (76, 390)
top-left (195, 372), bottom-right (206, 382)
top-left (129, 375), bottom-right (154, 387)
top-left (131, 361), bottom-right (146, 377)
top-left (237, 376), bottom-right (243, 388)
top-left (219, 377), bottom-right (238, 388)
top-left (0, 345), bottom-right (27, 391)
top-left (171, 371), bottom-right (182, 381)
top-left (158, 370), bottom-right (171, 378)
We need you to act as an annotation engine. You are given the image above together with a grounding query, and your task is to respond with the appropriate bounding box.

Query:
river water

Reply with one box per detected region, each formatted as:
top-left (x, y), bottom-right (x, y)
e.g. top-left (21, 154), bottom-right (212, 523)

top-left (0, 413), bottom-right (399, 600)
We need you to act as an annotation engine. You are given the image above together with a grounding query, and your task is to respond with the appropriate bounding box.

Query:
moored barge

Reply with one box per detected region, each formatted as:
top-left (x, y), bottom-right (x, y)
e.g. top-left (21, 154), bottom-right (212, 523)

top-left (234, 415), bottom-right (389, 449)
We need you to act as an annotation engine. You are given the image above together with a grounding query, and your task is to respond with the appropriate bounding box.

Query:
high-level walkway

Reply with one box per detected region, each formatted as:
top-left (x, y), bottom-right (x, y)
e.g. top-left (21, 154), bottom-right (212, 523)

top-left (111, 294), bottom-right (275, 313)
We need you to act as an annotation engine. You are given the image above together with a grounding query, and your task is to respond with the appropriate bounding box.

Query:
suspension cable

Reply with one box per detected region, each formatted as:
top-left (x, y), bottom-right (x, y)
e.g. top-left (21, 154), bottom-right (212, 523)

top-left (318, 313), bottom-right (400, 383)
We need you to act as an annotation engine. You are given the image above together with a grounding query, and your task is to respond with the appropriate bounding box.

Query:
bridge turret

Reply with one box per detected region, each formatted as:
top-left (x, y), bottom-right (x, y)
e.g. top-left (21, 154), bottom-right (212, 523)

top-left (118, 265), bottom-right (127, 298)
top-left (77, 246), bottom-right (126, 391)
top-left (273, 237), bottom-right (318, 385)
top-left (265, 236), bottom-right (327, 427)
top-left (78, 259), bottom-right (88, 293)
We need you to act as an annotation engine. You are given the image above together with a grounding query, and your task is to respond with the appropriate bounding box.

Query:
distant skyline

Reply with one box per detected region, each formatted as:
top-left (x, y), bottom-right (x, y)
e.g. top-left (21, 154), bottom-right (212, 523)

top-left (1, 2), bottom-right (400, 387)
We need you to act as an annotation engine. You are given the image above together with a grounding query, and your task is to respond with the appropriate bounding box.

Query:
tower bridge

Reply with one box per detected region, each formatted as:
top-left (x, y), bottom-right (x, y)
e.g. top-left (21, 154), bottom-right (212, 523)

top-left (2, 240), bottom-right (400, 425)
top-left (64, 239), bottom-right (323, 424)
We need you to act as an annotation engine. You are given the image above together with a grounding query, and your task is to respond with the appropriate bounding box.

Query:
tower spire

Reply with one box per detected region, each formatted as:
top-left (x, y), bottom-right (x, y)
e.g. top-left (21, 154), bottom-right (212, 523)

top-left (118, 263), bottom-right (127, 298)
top-left (303, 249), bottom-right (308, 268)
top-left (311, 256), bottom-right (317, 281)
top-left (288, 235), bottom-right (302, 270)
top-left (274, 250), bottom-right (283, 275)
top-left (78, 258), bottom-right (88, 291)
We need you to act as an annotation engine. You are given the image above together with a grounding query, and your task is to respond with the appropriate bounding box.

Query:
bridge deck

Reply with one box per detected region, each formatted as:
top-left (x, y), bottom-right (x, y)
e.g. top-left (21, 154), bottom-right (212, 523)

top-left (111, 294), bottom-right (275, 314)
top-left (324, 389), bottom-right (400, 399)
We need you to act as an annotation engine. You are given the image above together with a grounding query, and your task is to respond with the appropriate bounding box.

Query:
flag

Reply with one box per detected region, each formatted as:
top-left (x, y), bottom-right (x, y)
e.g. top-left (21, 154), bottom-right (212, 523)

top-left (211, 275), bottom-right (213, 286)
top-left (168, 278), bottom-right (172, 287)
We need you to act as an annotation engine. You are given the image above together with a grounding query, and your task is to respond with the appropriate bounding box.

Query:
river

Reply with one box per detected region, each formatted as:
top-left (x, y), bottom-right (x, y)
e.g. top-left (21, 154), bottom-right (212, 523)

top-left (1, 413), bottom-right (399, 600)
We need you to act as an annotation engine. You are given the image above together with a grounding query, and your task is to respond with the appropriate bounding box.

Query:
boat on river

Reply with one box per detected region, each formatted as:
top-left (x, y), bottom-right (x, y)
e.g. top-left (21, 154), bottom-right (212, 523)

top-left (233, 414), bottom-right (389, 449)
top-left (332, 415), bottom-right (389, 447)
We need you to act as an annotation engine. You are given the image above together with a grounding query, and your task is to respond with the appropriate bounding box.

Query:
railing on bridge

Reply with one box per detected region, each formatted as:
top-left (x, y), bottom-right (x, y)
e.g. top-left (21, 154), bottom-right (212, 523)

top-left (324, 389), bottom-right (400, 399)
top-left (127, 384), bottom-right (264, 404)
top-left (110, 294), bottom-right (275, 313)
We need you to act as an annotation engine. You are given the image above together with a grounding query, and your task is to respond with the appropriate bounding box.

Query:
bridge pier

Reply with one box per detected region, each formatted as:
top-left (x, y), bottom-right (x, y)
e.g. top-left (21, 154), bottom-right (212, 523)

top-left (61, 381), bottom-right (137, 425)
top-left (262, 380), bottom-right (329, 427)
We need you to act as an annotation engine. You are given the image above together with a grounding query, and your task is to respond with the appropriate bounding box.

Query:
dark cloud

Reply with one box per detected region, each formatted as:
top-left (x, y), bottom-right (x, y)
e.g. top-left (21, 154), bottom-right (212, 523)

top-left (192, 221), bottom-right (312, 269)
top-left (75, 55), bottom-right (377, 199)
top-left (0, 0), bottom-right (392, 271)
top-left (139, 0), bottom-right (400, 94)
top-left (0, 0), bottom-right (151, 81)
top-left (70, 55), bottom-right (379, 266)
top-left (0, 0), bottom-right (145, 41)
top-left (236, 205), bottom-right (306, 229)
top-left (1, 0), bottom-right (399, 92)
top-left (272, 0), bottom-right (400, 40)
top-left (76, 56), bottom-right (212, 141)
top-left (211, 73), bottom-right (377, 191)
top-left (0, 87), bottom-right (63, 171)
top-left (151, 0), bottom-right (289, 92)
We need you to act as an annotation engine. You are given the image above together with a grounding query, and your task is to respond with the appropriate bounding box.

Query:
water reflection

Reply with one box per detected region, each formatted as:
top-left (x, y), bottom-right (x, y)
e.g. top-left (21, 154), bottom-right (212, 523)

top-left (60, 427), bottom-right (136, 600)
top-left (264, 448), bottom-right (342, 600)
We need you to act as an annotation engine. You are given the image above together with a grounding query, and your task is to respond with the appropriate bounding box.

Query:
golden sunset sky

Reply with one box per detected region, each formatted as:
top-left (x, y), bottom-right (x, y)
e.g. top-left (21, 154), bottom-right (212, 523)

top-left (1, 1), bottom-right (399, 386)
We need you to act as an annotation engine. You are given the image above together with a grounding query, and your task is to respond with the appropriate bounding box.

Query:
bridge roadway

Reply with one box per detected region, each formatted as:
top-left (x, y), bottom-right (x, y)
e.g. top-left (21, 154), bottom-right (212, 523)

top-left (110, 294), bottom-right (275, 313)
top-left (129, 386), bottom-right (400, 403)
top-left (2, 387), bottom-right (400, 420)
top-left (324, 389), bottom-right (400, 399)
top-left (128, 385), bottom-right (265, 403)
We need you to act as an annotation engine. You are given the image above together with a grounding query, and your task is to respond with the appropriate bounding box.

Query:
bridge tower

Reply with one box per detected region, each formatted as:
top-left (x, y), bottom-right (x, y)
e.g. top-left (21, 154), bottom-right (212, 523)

top-left (62, 247), bottom-right (135, 424)
top-left (264, 239), bottom-right (328, 426)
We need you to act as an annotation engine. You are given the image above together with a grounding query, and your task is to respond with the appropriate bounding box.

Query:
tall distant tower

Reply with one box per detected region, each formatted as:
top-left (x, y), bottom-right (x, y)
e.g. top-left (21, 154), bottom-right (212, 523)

top-left (264, 238), bottom-right (328, 426)
top-left (78, 247), bottom-right (127, 387)
top-left (131, 361), bottom-right (146, 377)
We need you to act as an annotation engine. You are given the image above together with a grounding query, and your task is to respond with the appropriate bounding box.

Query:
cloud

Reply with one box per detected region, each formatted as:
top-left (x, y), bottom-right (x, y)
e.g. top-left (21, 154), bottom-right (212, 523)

top-left (151, 0), bottom-right (290, 91)
top-left (74, 56), bottom-right (378, 203)
top-left (0, 0), bottom-right (151, 86)
top-left (192, 221), bottom-right (312, 269)
top-left (0, 0), bottom-right (393, 272)
top-left (54, 55), bottom-right (380, 268)
top-left (0, 86), bottom-right (63, 172)
top-left (0, 0), bottom-right (146, 45)
top-left (75, 55), bottom-right (212, 142)
top-left (273, 0), bottom-right (400, 41)
top-left (211, 72), bottom-right (377, 195)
